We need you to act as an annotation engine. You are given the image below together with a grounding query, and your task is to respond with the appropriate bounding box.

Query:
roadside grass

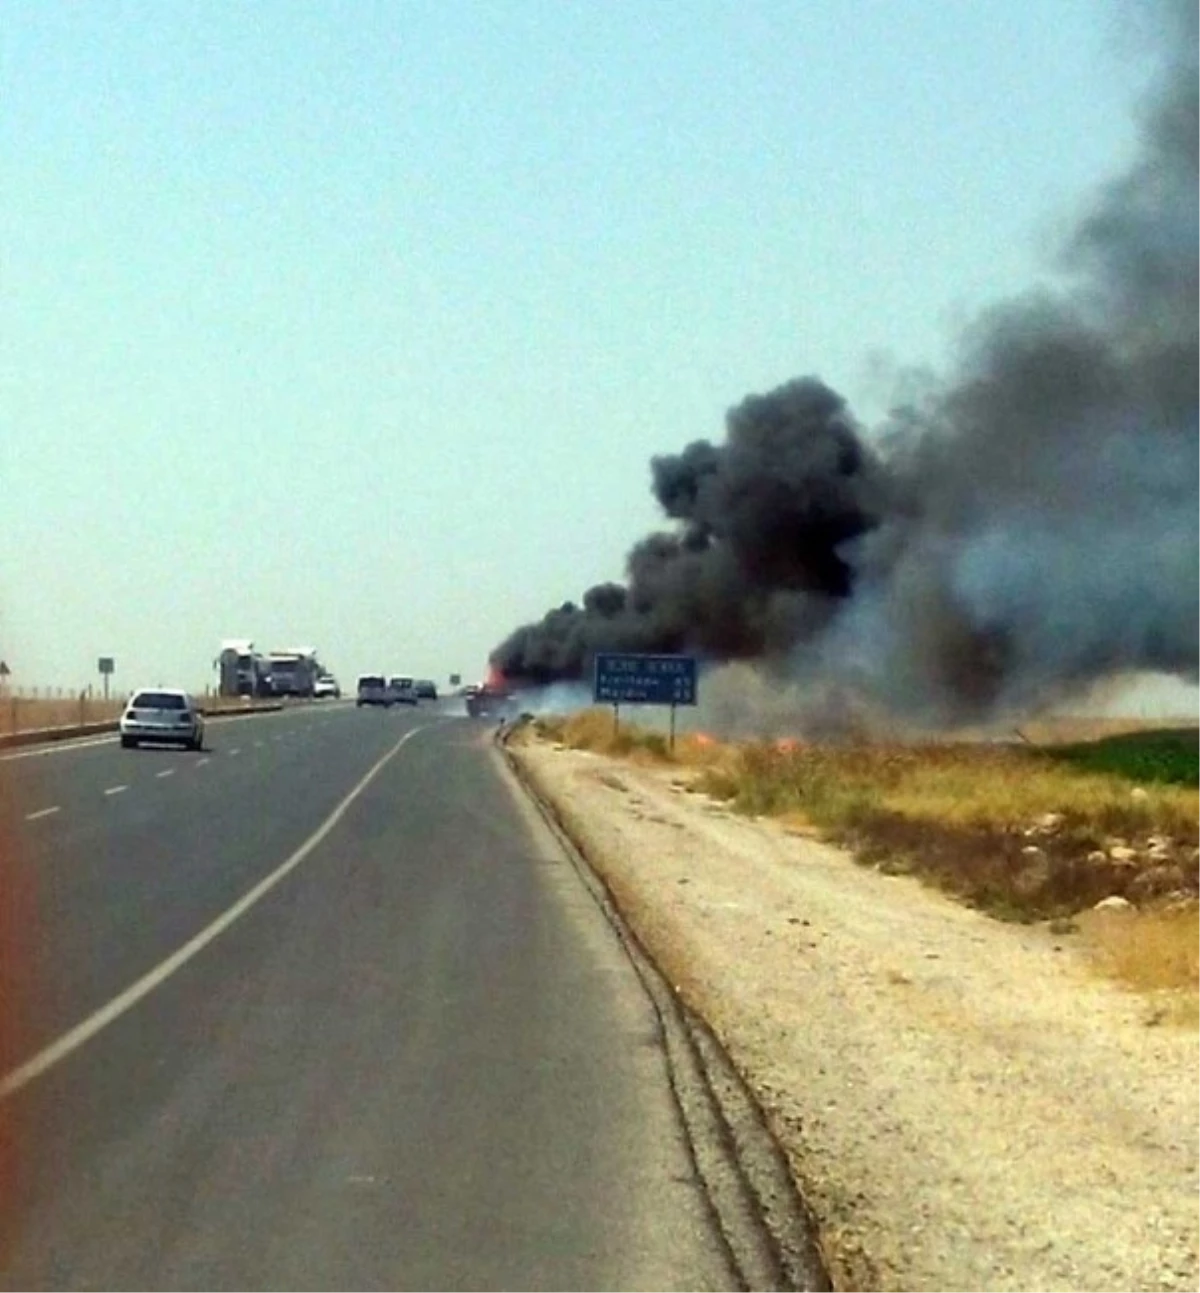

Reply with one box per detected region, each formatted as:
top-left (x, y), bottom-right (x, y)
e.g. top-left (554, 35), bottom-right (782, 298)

top-left (705, 739), bottom-right (1198, 920)
top-left (522, 710), bottom-right (1200, 976)
top-left (526, 711), bottom-right (1200, 1004)
top-left (0, 697), bottom-right (126, 734)
top-left (530, 710), bottom-right (679, 763)
top-left (0, 693), bottom-right (284, 736)
top-left (1077, 903), bottom-right (1199, 1024)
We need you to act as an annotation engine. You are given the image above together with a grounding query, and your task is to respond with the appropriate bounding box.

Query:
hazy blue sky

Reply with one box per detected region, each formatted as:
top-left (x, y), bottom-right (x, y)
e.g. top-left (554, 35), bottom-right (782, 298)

top-left (0, 1), bottom-right (1172, 693)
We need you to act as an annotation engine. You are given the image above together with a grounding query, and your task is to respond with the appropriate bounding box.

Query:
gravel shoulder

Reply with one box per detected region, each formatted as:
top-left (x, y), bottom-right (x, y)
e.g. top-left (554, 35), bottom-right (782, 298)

top-left (511, 740), bottom-right (1199, 1293)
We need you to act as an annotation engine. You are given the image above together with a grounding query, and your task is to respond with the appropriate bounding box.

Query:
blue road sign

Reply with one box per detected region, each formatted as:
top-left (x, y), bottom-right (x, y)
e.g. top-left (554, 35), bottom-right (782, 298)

top-left (593, 652), bottom-right (698, 706)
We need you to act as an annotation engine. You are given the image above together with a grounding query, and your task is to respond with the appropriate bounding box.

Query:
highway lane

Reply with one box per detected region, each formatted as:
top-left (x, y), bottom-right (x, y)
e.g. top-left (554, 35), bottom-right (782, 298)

top-left (8, 704), bottom-right (424, 1054)
top-left (0, 705), bottom-right (737, 1290)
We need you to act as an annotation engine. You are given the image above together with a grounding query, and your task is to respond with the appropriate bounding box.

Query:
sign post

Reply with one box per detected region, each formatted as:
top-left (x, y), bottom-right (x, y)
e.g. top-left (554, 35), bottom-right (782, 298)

top-left (98, 656), bottom-right (114, 702)
top-left (592, 652), bottom-right (698, 753)
top-left (0, 661), bottom-right (11, 732)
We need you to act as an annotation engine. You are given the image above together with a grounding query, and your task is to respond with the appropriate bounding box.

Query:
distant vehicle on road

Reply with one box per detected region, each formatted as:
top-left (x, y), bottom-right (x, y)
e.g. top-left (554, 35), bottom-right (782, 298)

top-left (265, 648), bottom-right (320, 699)
top-left (314, 674), bottom-right (341, 699)
top-left (356, 675), bottom-right (390, 708)
top-left (388, 676), bottom-right (418, 706)
top-left (415, 679), bottom-right (438, 700)
top-left (120, 689), bottom-right (206, 751)
top-left (465, 678), bottom-right (515, 719)
top-left (215, 639), bottom-right (271, 697)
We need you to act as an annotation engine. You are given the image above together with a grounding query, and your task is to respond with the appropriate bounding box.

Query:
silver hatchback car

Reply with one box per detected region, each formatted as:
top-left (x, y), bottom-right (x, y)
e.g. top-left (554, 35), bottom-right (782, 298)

top-left (119, 688), bottom-right (206, 750)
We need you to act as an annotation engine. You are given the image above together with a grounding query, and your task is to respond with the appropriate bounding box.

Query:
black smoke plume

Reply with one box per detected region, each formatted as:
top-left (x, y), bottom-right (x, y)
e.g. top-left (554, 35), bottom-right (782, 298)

top-left (492, 379), bottom-right (886, 685)
top-left (492, 3), bottom-right (1198, 725)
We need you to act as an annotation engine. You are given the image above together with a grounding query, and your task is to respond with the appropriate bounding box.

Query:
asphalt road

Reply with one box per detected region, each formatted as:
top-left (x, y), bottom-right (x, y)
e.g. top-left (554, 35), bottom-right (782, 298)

top-left (0, 703), bottom-right (738, 1291)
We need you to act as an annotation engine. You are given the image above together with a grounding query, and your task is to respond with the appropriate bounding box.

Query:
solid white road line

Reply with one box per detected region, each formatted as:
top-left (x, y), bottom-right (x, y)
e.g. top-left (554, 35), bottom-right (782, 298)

top-left (24, 806), bottom-right (61, 821)
top-left (104, 785), bottom-right (128, 797)
top-left (0, 707), bottom-right (318, 763)
top-left (0, 725), bottom-right (429, 1100)
top-left (0, 734), bottom-right (115, 761)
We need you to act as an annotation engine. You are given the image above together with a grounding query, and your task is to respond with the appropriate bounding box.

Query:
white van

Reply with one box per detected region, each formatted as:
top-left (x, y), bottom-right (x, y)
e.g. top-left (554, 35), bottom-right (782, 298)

top-left (388, 676), bottom-right (418, 706)
top-left (356, 675), bottom-right (390, 708)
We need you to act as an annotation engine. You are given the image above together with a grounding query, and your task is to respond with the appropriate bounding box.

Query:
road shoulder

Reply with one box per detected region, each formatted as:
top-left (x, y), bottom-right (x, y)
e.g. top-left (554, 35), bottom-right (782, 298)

top-left (510, 740), bottom-right (1200, 1292)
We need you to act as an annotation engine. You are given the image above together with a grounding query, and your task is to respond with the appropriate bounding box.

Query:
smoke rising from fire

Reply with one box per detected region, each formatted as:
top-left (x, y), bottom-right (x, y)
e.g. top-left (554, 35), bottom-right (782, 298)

top-left (492, 3), bottom-right (1198, 726)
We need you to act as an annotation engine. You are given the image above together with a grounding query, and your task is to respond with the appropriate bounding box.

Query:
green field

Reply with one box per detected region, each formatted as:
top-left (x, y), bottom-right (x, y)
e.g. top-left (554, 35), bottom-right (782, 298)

top-left (1043, 727), bottom-right (1199, 787)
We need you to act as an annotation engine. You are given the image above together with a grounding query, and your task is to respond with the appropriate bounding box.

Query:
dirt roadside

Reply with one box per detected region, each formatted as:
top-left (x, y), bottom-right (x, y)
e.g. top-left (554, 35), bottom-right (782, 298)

top-left (510, 740), bottom-right (1199, 1293)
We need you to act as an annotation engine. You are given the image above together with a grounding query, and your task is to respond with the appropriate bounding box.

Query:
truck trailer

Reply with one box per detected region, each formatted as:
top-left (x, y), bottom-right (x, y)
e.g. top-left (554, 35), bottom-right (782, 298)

top-left (215, 639), bottom-right (271, 698)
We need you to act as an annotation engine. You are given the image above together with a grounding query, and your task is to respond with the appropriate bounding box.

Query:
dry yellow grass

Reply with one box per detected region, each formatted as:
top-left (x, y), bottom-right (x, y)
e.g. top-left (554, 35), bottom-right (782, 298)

top-left (522, 712), bottom-right (1200, 1011)
top-left (0, 696), bottom-right (126, 734)
top-left (871, 754), bottom-right (1198, 837)
top-left (1077, 903), bottom-right (1199, 1016)
top-left (522, 710), bottom-right (1199, 927)
top-left (530, 709), bottom-right (677, 761)
top-left (527, 712), bottom-right (1198, 833)
top-left (0, 692), bottom-right (283, 736)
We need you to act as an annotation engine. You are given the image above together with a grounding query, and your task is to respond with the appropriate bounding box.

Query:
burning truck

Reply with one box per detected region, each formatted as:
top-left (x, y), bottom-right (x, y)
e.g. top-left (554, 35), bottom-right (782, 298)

top-left (465, 666), bottom-right (520, 719)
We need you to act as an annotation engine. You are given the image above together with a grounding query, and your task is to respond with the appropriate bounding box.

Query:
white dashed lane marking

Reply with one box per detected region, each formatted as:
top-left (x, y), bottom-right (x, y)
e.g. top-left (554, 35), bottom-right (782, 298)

top-left (104, 785), bottom-right (128, 797)
top-left (156, 769), bottom-right (175, 779)
top-left (24, 806), bottom-right (61, 821)
top-left (0, 725), bottom-right (429, 1099)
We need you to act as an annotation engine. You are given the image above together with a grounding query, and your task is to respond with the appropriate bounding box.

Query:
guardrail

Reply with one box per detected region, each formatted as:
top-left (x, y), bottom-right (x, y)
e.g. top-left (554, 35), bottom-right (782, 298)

top-left (0, 702), bottom-right (286, 751)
